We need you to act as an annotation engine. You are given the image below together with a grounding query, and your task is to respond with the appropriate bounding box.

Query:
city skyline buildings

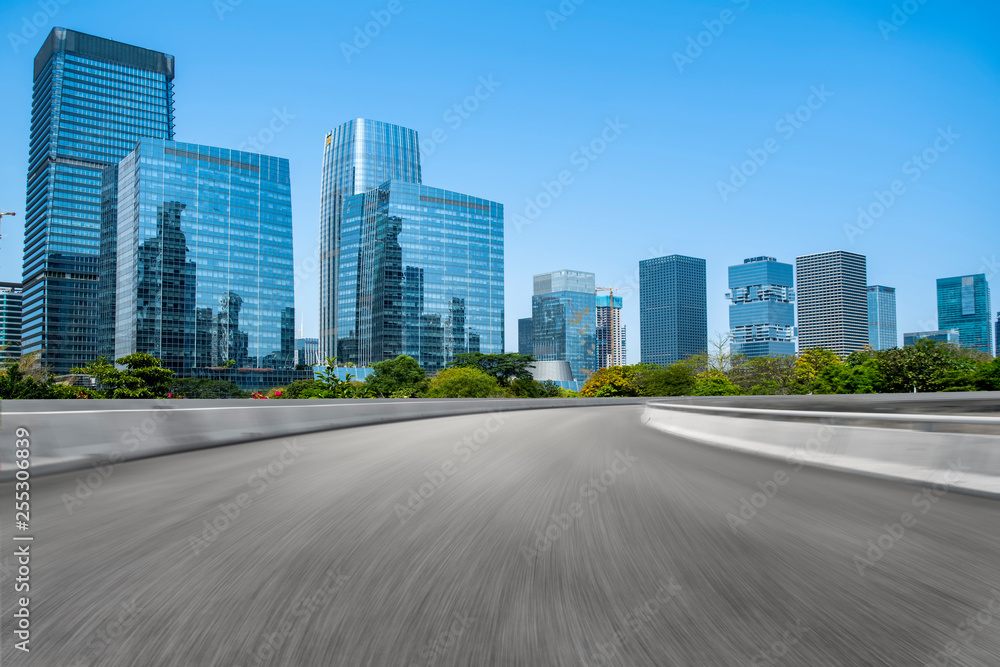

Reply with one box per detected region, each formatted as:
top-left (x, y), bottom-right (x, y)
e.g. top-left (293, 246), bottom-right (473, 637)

top-left (596, 294), bottom-right (626, 369)
top-left (20, 27), bottom-right (175, 374)
top-left (795, 250), bottom-right (868, 356)
top-left (726, 256), bottom-right (796, 358)
top-left (937, 274), bottom-right (993, 356)
top-left (531, 269), bottom-right (596, 382)
top-left (867, 285), bottom-right (898, 351)
top-left (0, 282), bottom-right (22, 362)
top-left (639, 255), bottom-right (707, 367)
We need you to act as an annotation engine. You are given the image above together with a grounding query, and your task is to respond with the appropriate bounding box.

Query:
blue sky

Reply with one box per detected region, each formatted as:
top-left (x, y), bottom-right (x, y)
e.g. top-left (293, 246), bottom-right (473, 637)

top-left (1, 0), bottom-right (997, 359)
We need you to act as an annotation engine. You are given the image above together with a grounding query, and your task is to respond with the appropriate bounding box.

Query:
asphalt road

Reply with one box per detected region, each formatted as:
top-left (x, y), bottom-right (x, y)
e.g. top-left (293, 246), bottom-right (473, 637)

top-left (2, 405), bottom-right (999, 666)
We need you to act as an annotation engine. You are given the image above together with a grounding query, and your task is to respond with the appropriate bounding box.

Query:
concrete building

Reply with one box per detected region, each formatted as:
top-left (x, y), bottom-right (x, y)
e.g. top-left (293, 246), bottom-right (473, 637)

top-left (795, 251), bottom-right (868, 356)
top-left (596, 295), bottom-right (626, 368)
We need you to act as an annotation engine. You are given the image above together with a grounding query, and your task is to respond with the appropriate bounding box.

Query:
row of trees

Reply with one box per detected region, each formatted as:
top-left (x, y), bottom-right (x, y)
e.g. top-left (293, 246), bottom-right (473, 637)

top-left (3, 342), bottom-right (998, 400)
top-left (578, 340), bottom-right (1000, 397)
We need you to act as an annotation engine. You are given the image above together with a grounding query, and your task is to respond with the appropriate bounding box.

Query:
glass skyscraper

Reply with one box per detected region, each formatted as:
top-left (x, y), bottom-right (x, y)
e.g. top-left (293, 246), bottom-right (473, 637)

top-left (319, 119), bottom-right (422, 361)
top-left (112, 139), bottom-right (295, 379)
top-left (726, 256), bottom-right (795, 358)
top-left (639, 255), bottom-right (707, 366)
top-left (23, 28), bottom-right (175, 374)
top-left (0, 283), bottom-right (23, 362)
top-left (867, 285), bottom-right (897, 350)
top-left (532, 270), bottom-right (596, 382)
top-left (518, 317), bottom-right (533, 356)
top-left (903, 330), bottom-right (959, 347)
top-left (795, 251), bottom-right (868, 356)
top-left (937, 274), bottom-right (993, 355)
top-left (335, 180), bottom-right (503, 371)
top-left (596, 295), bottom-right (626, 368)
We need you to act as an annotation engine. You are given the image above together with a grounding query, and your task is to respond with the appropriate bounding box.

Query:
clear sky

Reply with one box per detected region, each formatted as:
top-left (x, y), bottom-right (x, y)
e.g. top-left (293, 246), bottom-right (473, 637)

top-left (1, 0), bottom-right (997, 359)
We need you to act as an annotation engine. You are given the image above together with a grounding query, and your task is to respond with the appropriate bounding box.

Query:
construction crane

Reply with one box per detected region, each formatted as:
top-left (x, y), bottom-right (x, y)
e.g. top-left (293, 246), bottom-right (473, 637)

top-left (0, 210), bottom-right (14, 243)
top-left (594, 286), bottom-right (637, 369)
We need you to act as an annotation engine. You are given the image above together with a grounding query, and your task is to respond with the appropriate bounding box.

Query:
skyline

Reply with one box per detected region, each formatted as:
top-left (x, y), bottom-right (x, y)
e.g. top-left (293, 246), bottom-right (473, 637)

top-left (1, 0), bottom-right (998, 362)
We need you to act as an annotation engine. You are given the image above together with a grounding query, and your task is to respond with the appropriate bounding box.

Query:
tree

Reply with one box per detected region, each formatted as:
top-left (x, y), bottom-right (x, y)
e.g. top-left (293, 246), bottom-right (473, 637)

top-left (794, 348), bottom-right (843, 392)
top-left (313, 357), bottom-right (368, 398)
top-left (507, 377), bottom-right (561, 398)
top-left (580, 366), bottom-right (642, 397)
top-left (365, 355), bottom-right (428, 397)
top-left (636, 362), bottom-right (697, 396)
top-left (0, 364), bottom-right (55, 399)
top-left (691, 369), bottom-right (742, 396)
top-left (169, 378), bottom-right (249, 399)
top-left (728, 355), bottom-right (799, 395)
top-left (71, 353), bottom-right (174, 398)
top-left (449, 353), bottom-right (536, 386)
top-left (424, 366), bottom-right (502, 398)
top-left (973, 358), bottom-right (1000, 391)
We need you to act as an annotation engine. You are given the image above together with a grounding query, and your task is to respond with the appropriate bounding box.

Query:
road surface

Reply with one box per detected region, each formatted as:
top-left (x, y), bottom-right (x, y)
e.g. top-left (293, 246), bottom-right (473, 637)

top-left (2, 405), bottom-right (998, 665)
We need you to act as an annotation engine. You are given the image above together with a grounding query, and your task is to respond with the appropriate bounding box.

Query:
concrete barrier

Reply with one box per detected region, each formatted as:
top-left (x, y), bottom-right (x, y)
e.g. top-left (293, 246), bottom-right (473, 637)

top-left (642, 397), bottom-right (1000, 497)
top-left (0, 397), bottom-right (648, 480)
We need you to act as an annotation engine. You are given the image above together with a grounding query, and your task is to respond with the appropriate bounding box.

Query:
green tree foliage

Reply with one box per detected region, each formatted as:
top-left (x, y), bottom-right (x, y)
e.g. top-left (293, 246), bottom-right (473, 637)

top-left (580, 366), bottom-right (642, 397)
top-left (449, 353), bottom-right (536, 385)
top-left (728, 355), bottom-right (799, 395)
top-left (71, 353), bottom-right (175, 398)
top-left (425, 366), bottom-right (502, 398)
top-left (365, 355), bottom-right (428, 397)
top-left (278, 379), bottom-right (320, 398)
top-left (311, 358), bottom-right (370, 398)
top-left (169, 378), bottom-right (249, 399)
top-left (636, 362), bottom-right (697, 396)
top-left (0, 364), bottom-right (55, 399)
top-left (691, 369), bottom-right (742, 396)
top-left (507, 377), bottom-right (562, 398)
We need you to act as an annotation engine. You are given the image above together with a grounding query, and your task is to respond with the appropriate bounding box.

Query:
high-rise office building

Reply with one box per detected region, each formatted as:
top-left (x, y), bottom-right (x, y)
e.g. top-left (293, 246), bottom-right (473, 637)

top-left (726, 256), bottom-right (795, 358)
top-left (596, 295), bottom-right (626, 368)
top-left (995, 312), bottom-right (999, 357)
top-left (23, 28), bottom-right (175, 374)
top-left (335, 180), bottom-right (503, 371)
top-left (903, 330), bottom-right (959, 347)
top-left (295, 338), bottom-right (320, 367)
top-left (937, 274), bottom-right (993, 355)
top-left (639, 255), bottom-right (707, 366)
top-left (112, 139), bottom-right (295, 380)
top-left (0, 283), bottom-right (23, 362)
top-left (518, 317), bottom-right (533, 356)
top-left (867, 285), bottom-right (897, 350)
top-left (532, 270), bottom-right (596, 381)
top-left (795, 251), bottom-right (868, 356)
top-left (319, 119), bottom-right (422, 361)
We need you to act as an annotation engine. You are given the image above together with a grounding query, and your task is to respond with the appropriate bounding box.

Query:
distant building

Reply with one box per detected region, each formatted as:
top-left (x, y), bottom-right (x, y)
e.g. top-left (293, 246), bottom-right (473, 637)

top-left (996, 312), bottom-right (999, 357)
top-left (867, 285), bottom-right (897, 350)
top-left (727, 256), bottom-right (795, 358)
top-left (112, 139), bottom-right (296, 385)
top-left (295, 338), bottom-right (320, 367)
top-left (532, 270), bottom-right (596, 381)
top-left (518, 317), bottom-right (533, 356)
top-left (22, 28), bottom-right (176, 374)
top-left (937, 274), bottom-right (993, 355)
top-left (795, 251), bottom-right (868, 356)
top-left (0, 283), bottom-right (23, 362)
top-left (528, 360), bottom-right (573, 383)
top-left (903, 330), bottom-right (959, 347)
top-left (640, 255), bottom-right (707, 366)
top-left (596, 295), bottom-right (626, 368)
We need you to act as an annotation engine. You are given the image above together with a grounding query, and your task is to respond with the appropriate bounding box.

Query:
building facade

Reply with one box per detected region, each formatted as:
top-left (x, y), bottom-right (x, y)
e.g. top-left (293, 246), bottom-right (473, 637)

top-left (937, 274), bottom-right (993, 355)
top-left (867, 285), bottom-right (897, 351)
top-left (996, 312), bottom-right (999, 357)
top-left (518, 317), bottom-right (533, 356)
top-left (295, 338), bottom-right (320, 367)
top-left (639, 255), bottom-right (707, 366)
top-left (726, 256), bottom-right (795, 358)
top-left (335, 180), bottom-right (503, 372)
top-left (319, 119), bottom-right (422, 362)
top-left (532, 270), bottom-right (596, 382)
top-left (596, 295), bottom-right (626, 368)
top-left (23, 28), bottom-right (175, 374)
top-left (0, 283), bottom-right (23, 362)
top-left (112, 139), bottom-right (296, 382)
top-left (903, 330), bottom-right (959, 347)
top-left (794, 251), bottom-right (868, 356)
